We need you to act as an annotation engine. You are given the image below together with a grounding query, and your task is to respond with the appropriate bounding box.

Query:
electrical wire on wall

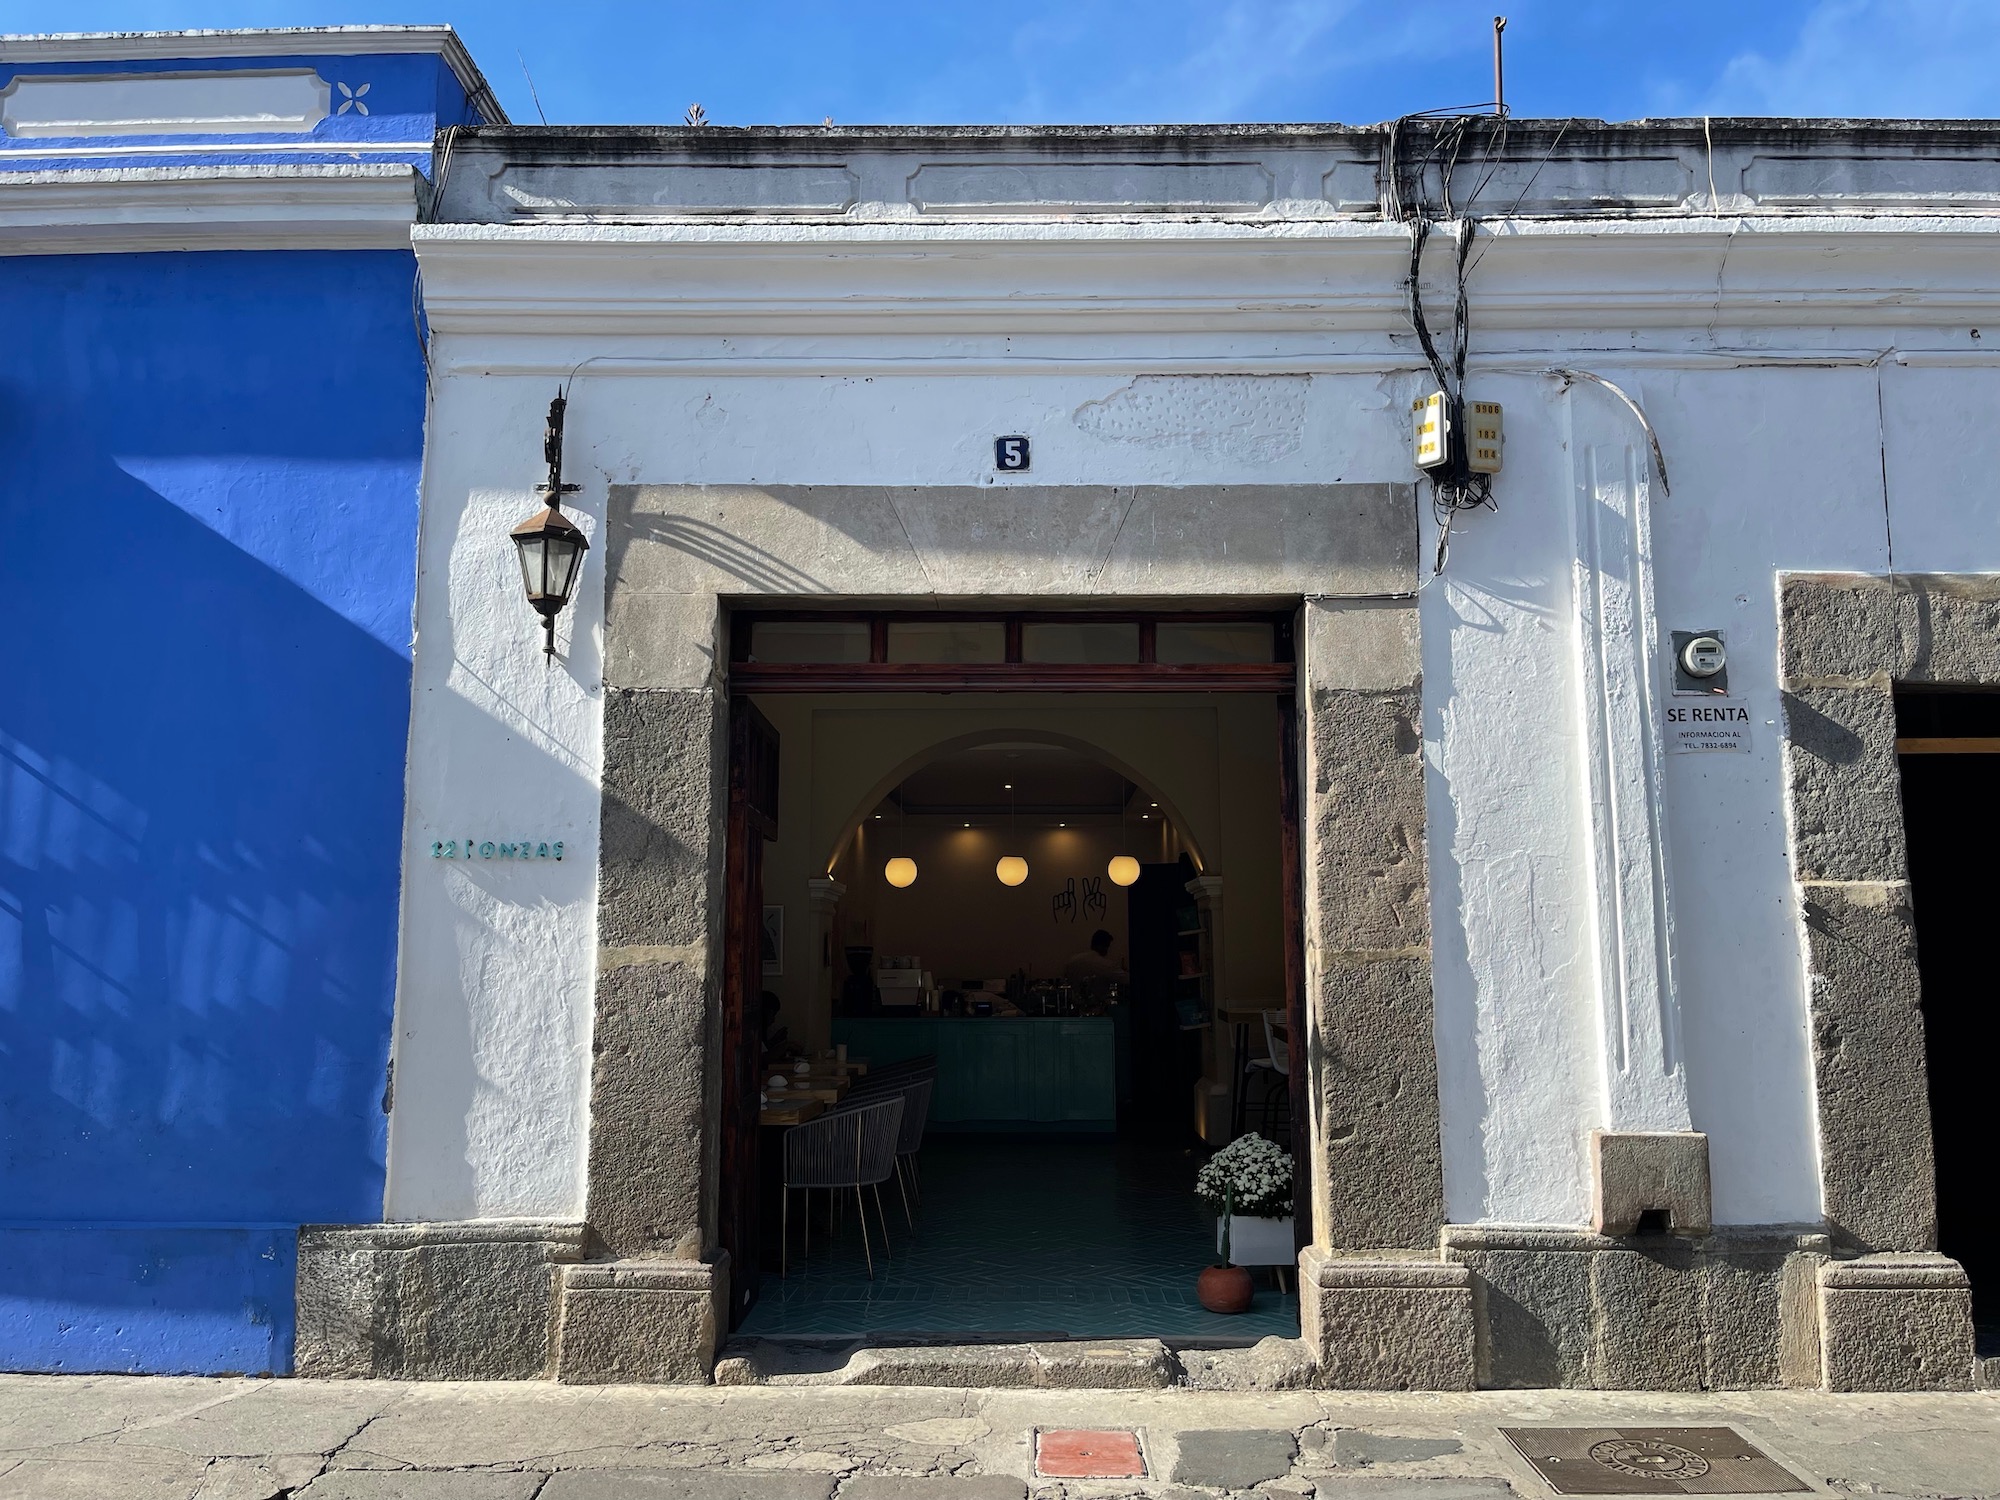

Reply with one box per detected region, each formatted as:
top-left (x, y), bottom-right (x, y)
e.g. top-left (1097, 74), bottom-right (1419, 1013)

top-left (1384, 108), bottom-right (1513, 579)
top-left (1304, 107), bottom-right (1536, 607)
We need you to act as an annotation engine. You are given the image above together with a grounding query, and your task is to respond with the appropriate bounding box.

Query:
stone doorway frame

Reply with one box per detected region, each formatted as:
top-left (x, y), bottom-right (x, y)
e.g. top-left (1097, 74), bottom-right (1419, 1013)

top-left (1775, 571), bottom-right (1980, 1390)
top-left (572, 594), bottom-right (1447, 1382)
top-left (297, 483), bottom-right (1451, 1386)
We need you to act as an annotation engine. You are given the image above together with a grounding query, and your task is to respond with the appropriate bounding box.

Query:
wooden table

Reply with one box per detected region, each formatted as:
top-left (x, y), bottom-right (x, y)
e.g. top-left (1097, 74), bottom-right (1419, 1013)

top-left (785, 1080), bottom-right (849, 1103)
top-left (758, 1098), bottom-right (825, 1127)
top-left (790, 1060), bottom-right (868, 1081)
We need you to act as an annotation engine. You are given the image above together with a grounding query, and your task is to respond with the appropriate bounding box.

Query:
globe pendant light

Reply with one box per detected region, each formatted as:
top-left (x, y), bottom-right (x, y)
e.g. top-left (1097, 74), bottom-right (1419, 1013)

top-left (883, 780), bottom-right (917, 887)
top-left (995, 782), bottom-right (1029, 886)
top-left (1108, 782), bottom-right (1141, 886)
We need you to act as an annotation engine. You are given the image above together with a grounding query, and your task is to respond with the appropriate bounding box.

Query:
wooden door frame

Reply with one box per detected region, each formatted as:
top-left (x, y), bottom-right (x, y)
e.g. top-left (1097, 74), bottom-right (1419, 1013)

top-left (729, 608), bottom-right (1297, 694)
top-left (720, 697), bottom-right (779, 1328)
top-left (1275, 690), bottom-right (1310, 1250)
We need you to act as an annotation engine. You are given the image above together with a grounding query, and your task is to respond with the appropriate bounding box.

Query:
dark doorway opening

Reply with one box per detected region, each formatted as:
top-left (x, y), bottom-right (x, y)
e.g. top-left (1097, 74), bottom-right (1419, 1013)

top-left (1896, 688), bottom-right (2000, 1350)
top-left (719, 610), bottom-right (1309, 1343)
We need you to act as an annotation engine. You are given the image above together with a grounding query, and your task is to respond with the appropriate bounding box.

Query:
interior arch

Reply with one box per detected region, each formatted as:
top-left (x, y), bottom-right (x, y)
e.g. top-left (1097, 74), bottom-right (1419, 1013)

top-left (822, 726), bottom-right (1207, 876)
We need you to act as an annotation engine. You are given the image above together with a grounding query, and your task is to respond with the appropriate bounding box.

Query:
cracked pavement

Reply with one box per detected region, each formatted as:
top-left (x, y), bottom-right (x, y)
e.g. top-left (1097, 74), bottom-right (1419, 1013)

top-left (0, 1376), bottom-right (1995, 1499)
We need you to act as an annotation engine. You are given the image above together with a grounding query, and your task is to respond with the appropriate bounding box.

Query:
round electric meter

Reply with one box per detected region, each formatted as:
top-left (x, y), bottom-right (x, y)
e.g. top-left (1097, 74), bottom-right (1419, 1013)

top-left (1680, 635), bottom-right (1727, 678)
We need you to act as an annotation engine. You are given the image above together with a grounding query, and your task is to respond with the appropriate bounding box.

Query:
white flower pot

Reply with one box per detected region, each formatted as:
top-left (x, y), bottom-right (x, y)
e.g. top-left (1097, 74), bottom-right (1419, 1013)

top-left (1217, 1214), bottom-right (1295, 1267)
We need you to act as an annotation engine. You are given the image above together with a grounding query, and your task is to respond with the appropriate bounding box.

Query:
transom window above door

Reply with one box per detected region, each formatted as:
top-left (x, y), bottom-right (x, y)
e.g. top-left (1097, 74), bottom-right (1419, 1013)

top-left (730, 611), bottom-right (1293, 692)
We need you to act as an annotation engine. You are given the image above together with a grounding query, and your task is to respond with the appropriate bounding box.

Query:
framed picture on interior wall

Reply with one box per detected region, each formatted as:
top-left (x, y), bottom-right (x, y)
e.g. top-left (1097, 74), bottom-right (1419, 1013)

top-left (761, 905), bottom-right (784, 975)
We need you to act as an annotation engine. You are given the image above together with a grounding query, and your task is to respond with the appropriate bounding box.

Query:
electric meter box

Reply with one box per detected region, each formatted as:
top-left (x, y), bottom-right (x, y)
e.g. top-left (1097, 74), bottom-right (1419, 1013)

top-left (1468, 400), bottom-right (1504, 474)
top-left (1412, 391), bottom-right (1449, 469)
top-left (1412, 393), bottom-right (1503, 476)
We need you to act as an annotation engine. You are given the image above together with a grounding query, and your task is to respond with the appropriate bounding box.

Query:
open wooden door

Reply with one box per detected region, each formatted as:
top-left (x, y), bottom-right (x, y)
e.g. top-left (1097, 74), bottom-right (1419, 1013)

top-left (721, 696), bottom-right (779, 1328)
top-left (1276, 689), bottom-right (1311, 1254)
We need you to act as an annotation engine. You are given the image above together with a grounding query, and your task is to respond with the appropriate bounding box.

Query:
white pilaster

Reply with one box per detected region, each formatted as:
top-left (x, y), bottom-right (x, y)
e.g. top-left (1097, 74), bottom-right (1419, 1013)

top-left (1564, 379), bottom-right (1692, 1133)
top-left (804, 877), bottom-right (846, 1053)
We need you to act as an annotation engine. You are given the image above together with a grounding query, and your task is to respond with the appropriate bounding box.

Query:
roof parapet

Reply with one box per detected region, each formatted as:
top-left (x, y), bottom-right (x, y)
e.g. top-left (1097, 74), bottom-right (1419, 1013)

top-left (0, 25), bottom-right (505, 125)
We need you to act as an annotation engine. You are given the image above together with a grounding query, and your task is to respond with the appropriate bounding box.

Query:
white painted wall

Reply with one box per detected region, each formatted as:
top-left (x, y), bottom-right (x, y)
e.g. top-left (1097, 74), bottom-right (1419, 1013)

top-left (395, 207), bottom-right (2000, 1234)
top-left (384, 376), bottom-right (603, 1221)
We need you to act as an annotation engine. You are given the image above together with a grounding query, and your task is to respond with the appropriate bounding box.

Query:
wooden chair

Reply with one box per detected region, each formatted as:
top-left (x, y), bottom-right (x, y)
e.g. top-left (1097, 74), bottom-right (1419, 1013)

top-left (1248, 1009), bottom-right (1292, 1142)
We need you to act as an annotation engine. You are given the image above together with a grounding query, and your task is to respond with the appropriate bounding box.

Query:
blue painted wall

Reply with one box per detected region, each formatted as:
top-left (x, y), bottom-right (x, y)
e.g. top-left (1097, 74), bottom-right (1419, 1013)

top-left (0, 248), bottom-right (428, 1373)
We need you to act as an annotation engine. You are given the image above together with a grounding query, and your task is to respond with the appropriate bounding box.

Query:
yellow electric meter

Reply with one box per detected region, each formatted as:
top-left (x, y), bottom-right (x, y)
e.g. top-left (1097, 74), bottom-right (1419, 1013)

top-left (1412, 391), bottom-right (1449, 469)
top-left (1468, 400), bottom-right (1504, 474)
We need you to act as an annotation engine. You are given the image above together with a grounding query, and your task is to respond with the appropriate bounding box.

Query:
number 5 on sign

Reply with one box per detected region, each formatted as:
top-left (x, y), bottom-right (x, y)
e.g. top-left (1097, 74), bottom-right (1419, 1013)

top-left (994, 435), bottom-right (1030, 472)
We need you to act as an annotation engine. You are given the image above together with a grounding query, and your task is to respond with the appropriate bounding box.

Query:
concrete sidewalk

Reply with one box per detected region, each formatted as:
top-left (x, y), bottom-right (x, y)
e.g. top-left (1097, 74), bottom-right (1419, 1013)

top-left (1, 1374), bottom-right (1995, 1500)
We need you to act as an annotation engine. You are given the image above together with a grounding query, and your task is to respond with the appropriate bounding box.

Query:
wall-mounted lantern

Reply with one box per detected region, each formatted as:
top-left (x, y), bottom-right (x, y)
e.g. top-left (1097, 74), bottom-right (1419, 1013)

top-left (511, 392), bottom-right (589, 659)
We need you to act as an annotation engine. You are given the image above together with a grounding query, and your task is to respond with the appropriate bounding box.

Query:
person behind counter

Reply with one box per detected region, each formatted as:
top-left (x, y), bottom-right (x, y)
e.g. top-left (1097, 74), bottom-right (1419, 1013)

top-left (1063, 929), bottom-right (1128, 985)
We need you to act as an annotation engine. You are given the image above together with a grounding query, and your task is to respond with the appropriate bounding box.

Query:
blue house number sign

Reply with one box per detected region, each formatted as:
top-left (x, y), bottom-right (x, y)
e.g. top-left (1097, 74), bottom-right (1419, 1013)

top-left (431, 839), bottom-right (564, 860)
top-left (994, 435), bottom-right (1030, 471)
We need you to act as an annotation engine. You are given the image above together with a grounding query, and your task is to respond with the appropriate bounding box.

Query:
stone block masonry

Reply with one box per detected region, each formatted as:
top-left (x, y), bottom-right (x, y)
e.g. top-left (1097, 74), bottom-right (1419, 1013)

top-left (1441, 1228), bottom-right (1827, 1392)
top-left (1775, 573), bottom-right (1982, 1390)
top-left (295, 1222), bottom-right (586, 1380)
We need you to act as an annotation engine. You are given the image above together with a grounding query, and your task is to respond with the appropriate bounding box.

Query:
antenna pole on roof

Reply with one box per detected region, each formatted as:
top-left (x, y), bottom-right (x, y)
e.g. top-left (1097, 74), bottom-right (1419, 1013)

top-left (517, 52), bottom-right (549, 125)
top-left (1492, 17), bottom-right (1507, 117)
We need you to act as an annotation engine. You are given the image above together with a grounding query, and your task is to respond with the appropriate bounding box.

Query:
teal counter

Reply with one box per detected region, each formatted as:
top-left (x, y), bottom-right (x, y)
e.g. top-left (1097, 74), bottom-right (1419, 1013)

top-left (832, 1017), bottom-right (1115, 1132)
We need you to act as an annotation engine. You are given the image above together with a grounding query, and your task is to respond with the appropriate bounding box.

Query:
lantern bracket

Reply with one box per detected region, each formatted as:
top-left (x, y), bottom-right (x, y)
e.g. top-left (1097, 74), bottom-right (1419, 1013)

top-left (539, 393), bottom-right (582, 506)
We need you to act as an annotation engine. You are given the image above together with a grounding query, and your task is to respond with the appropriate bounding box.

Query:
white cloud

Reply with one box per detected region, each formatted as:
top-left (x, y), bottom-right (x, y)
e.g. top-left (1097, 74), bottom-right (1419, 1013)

top-left (1707, 0), bottom-right (2000, 116)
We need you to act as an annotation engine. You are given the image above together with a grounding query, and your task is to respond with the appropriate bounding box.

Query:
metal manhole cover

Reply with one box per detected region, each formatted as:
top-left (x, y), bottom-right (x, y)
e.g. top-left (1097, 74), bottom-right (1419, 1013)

top-left (1589, 1439), bottom-right (1709, 1479)
top-left (1500, 1427), bottom-right (1810, 1495)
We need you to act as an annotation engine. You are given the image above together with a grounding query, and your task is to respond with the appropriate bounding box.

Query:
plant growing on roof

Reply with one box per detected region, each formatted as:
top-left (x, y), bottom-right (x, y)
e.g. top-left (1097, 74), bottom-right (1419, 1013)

top-left (1195, 1132), bottom-right (1293, 1220)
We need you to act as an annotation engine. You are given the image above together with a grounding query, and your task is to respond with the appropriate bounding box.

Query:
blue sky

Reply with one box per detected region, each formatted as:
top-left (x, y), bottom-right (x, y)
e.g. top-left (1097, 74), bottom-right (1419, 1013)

top-left (8, 1), bottom-right (2000, 126)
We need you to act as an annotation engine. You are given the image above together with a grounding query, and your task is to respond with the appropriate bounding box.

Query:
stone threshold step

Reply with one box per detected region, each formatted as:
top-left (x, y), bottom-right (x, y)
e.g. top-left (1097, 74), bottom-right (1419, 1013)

top-left (714, 1335), bottom-right (1316, 1390)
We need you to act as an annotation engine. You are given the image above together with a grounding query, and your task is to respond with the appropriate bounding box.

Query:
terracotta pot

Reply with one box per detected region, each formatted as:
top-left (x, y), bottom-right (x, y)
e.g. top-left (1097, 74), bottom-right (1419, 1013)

top-left (1197, 1263), bottom-right (1254, 1314)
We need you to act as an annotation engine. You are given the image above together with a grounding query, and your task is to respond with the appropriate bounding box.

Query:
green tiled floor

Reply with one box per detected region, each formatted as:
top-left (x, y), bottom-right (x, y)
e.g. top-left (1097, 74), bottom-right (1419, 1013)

top-left (739, 1134), bottom-right (1300, 1341)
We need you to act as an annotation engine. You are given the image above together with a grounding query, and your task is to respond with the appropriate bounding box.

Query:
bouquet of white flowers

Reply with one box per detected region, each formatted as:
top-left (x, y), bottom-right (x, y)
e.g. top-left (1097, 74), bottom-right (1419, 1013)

top-left (1195, 1132), bottom-right (1294, 1220)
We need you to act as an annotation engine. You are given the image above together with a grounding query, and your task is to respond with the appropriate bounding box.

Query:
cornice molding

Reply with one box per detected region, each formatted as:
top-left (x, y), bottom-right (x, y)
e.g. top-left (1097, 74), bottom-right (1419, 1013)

top-left (0, 163), bottom-right (421, 253)
top-left (410, 215), bottom-right (2000, 339)
top-left (0, 25), bottom-right (506, 125)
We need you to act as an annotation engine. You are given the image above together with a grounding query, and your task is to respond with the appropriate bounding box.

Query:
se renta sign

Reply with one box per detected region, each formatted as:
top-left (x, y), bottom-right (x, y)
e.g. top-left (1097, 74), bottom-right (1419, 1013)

top-left (430, 839), bottom-right (565, 860)
top-left (1665, 701), bottom-right (1751, 754)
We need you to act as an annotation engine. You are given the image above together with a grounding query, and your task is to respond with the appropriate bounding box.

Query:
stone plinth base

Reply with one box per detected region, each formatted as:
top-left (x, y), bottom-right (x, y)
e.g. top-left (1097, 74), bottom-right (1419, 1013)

top-left (1298, 1247), bottom-right (1476, 1390)
top-left (1442, 1226), bottom-right (1829, 1390)
top-left (1818, 1253), bottom-right (1974, 1392)
top-left (555, 1254), bottom-right (728, 1385)
top-left (296, 1220), bottom-right (587, 1380)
